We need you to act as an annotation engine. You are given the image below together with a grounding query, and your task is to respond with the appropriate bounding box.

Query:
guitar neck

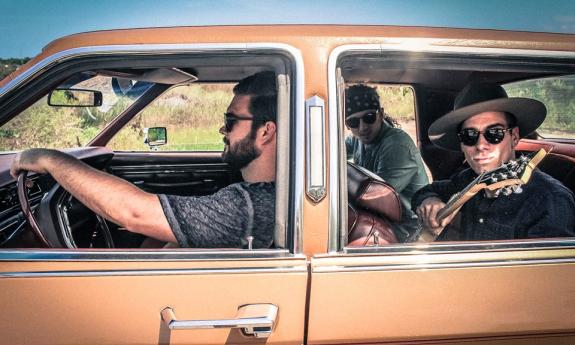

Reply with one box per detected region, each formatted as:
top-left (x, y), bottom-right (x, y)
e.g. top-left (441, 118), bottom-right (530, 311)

top-left (436, 171), bottom-right (485, 223)
top-left (413, 177), bottom-right (483, 243)
top-left (413, 149), bottom-right (547, 243)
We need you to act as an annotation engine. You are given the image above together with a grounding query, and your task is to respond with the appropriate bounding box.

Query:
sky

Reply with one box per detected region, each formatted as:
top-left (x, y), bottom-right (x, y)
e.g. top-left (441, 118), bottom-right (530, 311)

top-left (1, 0), bottom-right (575, 58)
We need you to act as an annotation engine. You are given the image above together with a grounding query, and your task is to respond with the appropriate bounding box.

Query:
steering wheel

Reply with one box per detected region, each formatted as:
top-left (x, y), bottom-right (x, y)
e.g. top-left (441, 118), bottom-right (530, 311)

top-left (17, 171), bottom-right (114, 248)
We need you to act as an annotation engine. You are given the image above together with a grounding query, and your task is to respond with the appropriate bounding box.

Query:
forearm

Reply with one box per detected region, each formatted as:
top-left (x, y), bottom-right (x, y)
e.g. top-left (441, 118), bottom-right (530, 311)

top-left (15, 149), bottom-right (175, 242)
top-left (44, 153), bottom-right (146, 224)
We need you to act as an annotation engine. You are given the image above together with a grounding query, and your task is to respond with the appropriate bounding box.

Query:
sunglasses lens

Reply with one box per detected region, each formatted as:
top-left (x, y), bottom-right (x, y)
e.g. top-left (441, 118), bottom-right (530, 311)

top-left (346, 118), bottom-right (360, 128)
top-left (458, 128), bottom-right (508, 146)
top-left (363, 112), bottom-right (377, 124)
top-left (458, 129), bottom-right (480, 146)
top-left (484, 128), bottom-right (505, 144)
top-left (346, 112), bottom-right (378, 128)
top-left (224, 116), bottom-right (236, 132)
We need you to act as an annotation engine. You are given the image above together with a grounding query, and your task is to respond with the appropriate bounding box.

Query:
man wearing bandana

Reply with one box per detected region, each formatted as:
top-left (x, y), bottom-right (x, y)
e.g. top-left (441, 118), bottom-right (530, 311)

top-left (345, 84), bottom-right (429, 242)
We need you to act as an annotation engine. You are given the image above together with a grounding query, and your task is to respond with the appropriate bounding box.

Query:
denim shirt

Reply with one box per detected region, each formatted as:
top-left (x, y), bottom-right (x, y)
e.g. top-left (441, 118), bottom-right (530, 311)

top-left (346, 121), bottom-right (429, 242)
top-left (411, 168), bottom-right (575, 241)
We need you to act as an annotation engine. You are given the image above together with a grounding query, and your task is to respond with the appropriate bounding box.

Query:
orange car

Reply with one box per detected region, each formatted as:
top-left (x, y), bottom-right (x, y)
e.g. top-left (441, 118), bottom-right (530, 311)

top-left (0, 25), bottom-right (574, 344)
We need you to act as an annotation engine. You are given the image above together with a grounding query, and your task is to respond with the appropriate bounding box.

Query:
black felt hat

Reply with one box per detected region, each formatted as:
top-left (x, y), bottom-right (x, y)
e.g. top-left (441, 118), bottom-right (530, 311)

top-left (428, 83), bottom-right (546, 151)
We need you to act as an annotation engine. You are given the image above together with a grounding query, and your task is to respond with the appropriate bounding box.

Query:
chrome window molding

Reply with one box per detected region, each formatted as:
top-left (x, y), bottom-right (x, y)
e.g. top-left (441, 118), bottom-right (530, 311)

top-left (0, 42), bottom-right (305, 257)
top-left (313, 257), bottom-right (575, 273)
top-left (343, 238), bottom-right (575, 255)
top-left (0, 263), bottom-right (306, 279)
top-left (328, 41), bottom-right (575, 254)
top-left (0, 249), bottom-right (295, 261)
top-left (315, 239), bottom-right (575, 272)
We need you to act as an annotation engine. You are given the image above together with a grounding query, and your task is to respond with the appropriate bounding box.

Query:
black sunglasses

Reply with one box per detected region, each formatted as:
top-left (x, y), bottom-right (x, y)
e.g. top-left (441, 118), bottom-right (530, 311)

top-left (345, 111), bottom-right (378, 129)
top-left (457, 127), bottom-right (513, 146)
top-left (223, 112), bottom-right (264, 133)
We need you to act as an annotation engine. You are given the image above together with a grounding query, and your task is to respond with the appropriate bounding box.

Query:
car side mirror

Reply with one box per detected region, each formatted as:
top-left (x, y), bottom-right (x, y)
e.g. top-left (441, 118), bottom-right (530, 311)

top-left (144, 127), bottom-right (167, 149)
top-left (48, 89), bottom-right (103, 107)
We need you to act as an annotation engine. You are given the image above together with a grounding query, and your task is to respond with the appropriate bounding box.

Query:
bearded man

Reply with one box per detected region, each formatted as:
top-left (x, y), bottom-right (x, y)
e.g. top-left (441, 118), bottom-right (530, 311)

top-left (10, 71), bottom-right (278, 248)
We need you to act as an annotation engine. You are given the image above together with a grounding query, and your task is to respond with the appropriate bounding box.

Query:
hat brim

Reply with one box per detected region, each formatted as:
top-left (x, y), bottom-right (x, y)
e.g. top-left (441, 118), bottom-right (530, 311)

top-left (428, 97), bottom-right (546, 152)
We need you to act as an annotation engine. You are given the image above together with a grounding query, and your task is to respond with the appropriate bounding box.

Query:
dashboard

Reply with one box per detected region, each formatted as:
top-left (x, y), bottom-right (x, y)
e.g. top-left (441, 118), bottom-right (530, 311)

top-left (0, 147), bottom-right (132, 248)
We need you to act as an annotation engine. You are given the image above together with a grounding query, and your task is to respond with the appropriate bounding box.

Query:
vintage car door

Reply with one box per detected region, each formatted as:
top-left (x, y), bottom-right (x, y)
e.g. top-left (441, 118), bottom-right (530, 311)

top-left (0, 250), bottom-right (307, 345)
top-left (306, 40), bottom-right (575, 344)
top-left (0, 37), bottom-right (308, 344)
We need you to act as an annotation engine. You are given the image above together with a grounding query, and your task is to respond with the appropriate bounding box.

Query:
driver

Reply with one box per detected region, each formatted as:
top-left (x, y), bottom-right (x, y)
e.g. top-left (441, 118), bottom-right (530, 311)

top-left (10, 71), bottom-right (278, 249)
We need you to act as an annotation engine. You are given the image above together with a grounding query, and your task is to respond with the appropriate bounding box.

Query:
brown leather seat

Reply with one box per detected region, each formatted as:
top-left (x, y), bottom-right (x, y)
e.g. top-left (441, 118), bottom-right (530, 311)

top-left (347, 162), bottom-right (401, 246)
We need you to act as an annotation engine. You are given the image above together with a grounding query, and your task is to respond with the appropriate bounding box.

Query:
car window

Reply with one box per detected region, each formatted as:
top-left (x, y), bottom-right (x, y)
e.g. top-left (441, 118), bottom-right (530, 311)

top-left (0, 74), bottom-right (147, 151)
top-left (504, 75), bottom-right (575, 139)
top-left (107, 83), bottom-right (232, 151)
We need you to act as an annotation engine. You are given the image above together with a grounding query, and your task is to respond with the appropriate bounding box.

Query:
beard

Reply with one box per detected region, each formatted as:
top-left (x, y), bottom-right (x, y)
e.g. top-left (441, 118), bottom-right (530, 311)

top-left (222, 131), bottom-right (261, 170)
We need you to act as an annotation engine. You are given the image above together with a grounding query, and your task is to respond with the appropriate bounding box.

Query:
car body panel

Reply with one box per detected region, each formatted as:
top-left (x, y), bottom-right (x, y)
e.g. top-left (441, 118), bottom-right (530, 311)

top-left (0, 252), bottom-right (308, 344)
top-left (308, 246), bottom-right (575, 343)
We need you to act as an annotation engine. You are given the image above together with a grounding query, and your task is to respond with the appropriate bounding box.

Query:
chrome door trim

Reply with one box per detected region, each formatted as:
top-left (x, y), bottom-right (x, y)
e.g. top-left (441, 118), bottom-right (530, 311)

top-left (0, 265), bottom-right (307, 278)
top-left (0, 249), bottom-right (294, 261)
top-left (327, 41), bottom-right (575, 253)
top-left (0, 42), bottom-right (305, 256)
top-left (305, 95), bottom-right (327, 203)
top-left (313, 246), bottom-right (575, 273)
top-left (314, 258), bottom-right (575, 273)
top-left (345, 238), bottom-right (575, 255)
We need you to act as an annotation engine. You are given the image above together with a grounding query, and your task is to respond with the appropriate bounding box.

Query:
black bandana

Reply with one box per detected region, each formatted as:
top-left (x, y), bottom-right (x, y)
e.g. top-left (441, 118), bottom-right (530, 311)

top-left (345, 84), bottom-right (381, 117)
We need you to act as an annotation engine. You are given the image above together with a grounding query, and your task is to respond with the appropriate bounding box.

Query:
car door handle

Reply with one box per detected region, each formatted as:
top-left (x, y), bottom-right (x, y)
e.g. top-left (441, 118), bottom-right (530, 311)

top-left (161, 303), bottom-right (278, 338)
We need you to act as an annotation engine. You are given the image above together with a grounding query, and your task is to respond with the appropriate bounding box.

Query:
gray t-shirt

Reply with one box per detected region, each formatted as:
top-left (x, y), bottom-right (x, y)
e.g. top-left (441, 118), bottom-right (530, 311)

top-left (158, 182), bottom-right (275, 248)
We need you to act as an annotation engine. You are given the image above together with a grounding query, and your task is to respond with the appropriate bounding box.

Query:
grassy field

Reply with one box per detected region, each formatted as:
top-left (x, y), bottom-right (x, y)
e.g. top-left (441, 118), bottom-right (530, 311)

top-left (1, 79), bottom-right (573, 152)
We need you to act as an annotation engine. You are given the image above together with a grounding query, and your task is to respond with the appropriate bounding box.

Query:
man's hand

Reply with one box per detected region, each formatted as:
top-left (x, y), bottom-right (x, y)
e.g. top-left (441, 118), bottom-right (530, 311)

top-left (10, 148), bottom-right (57, 178)
top-left (416, 196), bottom-right (456, 236)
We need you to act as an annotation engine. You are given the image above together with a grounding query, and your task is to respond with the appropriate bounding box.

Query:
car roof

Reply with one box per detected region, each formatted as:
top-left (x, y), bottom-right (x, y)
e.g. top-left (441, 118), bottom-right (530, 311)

top-left (2, 25), bottom-right (575, 89)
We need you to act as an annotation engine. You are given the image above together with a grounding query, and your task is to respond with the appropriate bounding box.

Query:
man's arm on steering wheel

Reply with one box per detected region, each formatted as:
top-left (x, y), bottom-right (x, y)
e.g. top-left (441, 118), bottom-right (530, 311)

top-left (10, 148), bottom-right (176, 242)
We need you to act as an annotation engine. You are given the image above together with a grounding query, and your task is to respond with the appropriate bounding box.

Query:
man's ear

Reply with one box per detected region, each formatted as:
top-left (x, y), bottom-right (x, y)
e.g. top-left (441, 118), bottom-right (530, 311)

top-left (511, 127), bottom-right (520, 147)
top-left (259, 121), bottom-right (277, 145)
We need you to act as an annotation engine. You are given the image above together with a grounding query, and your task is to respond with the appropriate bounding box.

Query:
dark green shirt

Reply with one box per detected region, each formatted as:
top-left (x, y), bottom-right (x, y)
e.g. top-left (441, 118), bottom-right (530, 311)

top-left (346, 121), bottom-right (429, 242)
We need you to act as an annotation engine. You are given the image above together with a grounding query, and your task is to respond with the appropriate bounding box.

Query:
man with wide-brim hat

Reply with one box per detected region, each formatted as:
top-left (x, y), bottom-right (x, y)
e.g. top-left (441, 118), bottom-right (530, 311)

top-left (410, 82), bottom-right (574, 242)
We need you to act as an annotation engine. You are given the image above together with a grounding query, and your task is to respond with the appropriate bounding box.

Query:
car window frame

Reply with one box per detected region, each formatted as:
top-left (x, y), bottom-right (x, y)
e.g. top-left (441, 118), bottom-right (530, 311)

top-left (328, 42), bottom-right (575, 254)
top-left (0, 42), bottom-right (305, 258)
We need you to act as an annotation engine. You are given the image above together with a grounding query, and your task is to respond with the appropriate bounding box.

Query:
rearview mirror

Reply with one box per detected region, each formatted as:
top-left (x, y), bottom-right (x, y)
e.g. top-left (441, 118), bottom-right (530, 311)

top-left (48, 89), bottom-right (103, 107)
top-left (144, 127), bottom-right (167, 149)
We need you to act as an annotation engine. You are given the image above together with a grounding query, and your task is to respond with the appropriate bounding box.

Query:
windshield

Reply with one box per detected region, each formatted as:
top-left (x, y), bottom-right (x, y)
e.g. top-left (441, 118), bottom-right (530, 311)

top-left (0, 72), bottom-right (151, 151)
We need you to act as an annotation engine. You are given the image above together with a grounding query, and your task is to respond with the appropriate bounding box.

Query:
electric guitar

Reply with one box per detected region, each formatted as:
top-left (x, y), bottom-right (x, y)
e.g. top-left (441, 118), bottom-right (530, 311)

top-left (416, 148), bottom-right (548, 242)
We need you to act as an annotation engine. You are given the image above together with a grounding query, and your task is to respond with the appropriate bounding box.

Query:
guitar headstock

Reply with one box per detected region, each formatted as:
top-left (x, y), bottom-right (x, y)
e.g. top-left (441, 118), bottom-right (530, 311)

top-left (474, 148), bottom-right (547, 196)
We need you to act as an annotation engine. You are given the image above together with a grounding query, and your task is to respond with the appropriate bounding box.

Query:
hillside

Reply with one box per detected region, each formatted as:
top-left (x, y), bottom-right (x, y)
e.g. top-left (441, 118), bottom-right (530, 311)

top-left (0, 58), bottom-right (31, 81)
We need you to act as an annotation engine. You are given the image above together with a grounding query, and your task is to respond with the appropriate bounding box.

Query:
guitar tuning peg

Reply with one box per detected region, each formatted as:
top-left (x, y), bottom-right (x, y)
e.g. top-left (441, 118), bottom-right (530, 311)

top-left (490, 176), bottom-right (498, 183)
top-left (514, 185), bottom-right (523, 194)
top-left (493, 189), bottom-right (502, 197)
top-left (502, 187), bottom-right (513, 196)
top-left (509, 171), bottom-right (518, 177)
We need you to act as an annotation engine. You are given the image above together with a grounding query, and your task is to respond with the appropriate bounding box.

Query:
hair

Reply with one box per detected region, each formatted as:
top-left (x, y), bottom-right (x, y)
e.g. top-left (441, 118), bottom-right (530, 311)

top-left (504, 112), bottom-right (518, 128)
top-left (233, 71), bottom-right (278, 134)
